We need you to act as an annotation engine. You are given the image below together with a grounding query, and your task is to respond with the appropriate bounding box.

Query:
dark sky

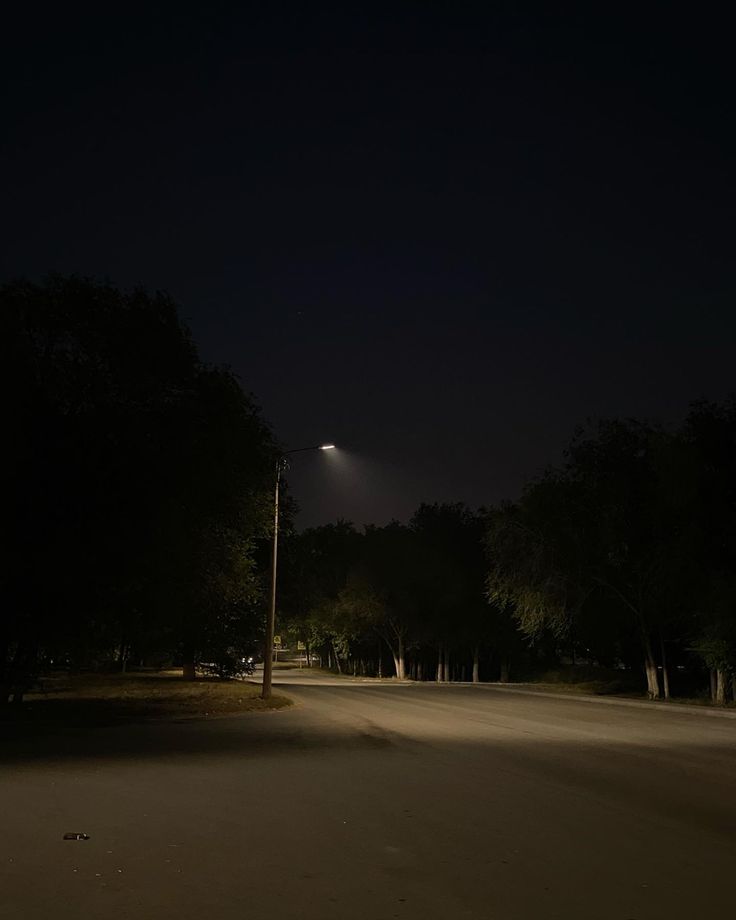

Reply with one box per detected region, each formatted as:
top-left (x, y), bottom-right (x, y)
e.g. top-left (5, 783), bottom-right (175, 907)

top-left (3, 4), bottom-right (734, 527)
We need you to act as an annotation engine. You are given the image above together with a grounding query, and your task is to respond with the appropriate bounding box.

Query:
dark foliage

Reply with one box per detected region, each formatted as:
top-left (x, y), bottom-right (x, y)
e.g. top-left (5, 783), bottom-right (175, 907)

top-left (4, 276), bottom-right (278, 701)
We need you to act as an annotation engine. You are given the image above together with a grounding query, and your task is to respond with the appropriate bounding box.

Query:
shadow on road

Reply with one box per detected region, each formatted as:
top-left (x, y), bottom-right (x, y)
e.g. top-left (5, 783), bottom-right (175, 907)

top-left (3, 680), bottom-right (736, 845)
top-left (0, 688), bottom-right (405, 766)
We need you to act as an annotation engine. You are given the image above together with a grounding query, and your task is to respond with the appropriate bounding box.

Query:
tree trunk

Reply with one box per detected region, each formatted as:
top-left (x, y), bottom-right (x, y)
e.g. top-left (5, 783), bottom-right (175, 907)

top-left (0, 638), bottom-right (10, 704)
top-left (436, 646), bottom-right (443, 682)
top-left (182, 657), bottom-right (196, 681)
top-left (331, 642), bottom-right (342, 674)
top-left (306, 641), bottom-right (311, 667)
top-left (644, 658), bottom-right (660, 699)
top-left (472, 647), bottom-right (480, 683)
top-left (395, 636), bottom-right (405, 680)
top-left (500, 659), bottom-right (510, 683)
top-left (715, 669), bottom-right (727, 705)
top-left (642, 635), bottom-right (660, 700)
top-left (444, 651), bottom-right (450, 682)
top-left (6, 640), bottom-right (38, 703)
top-left (659, 634), bottom-right (670, 700)
top-left (709, 669), bottom-right (717, 703)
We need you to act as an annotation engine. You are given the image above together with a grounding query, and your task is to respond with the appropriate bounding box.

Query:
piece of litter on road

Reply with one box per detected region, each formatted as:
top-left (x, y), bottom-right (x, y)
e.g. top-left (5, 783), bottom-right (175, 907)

top-left (63, 833), bottom-right (90, 841)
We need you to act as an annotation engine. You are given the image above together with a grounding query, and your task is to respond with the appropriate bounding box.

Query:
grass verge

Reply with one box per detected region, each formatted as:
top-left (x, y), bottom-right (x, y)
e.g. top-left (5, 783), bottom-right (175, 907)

top-left (2, 671), bottom-right (291, 727)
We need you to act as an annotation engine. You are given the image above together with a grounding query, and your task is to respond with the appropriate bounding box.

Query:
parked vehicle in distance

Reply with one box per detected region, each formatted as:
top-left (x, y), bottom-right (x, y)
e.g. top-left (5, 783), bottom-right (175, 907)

top-left (199, 654), bottom-right (256, 680)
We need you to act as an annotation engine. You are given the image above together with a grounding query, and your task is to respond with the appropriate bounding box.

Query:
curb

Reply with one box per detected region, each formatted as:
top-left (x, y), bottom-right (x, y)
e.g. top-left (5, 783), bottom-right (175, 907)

top-left (447, 681), bottom-right (736, 719)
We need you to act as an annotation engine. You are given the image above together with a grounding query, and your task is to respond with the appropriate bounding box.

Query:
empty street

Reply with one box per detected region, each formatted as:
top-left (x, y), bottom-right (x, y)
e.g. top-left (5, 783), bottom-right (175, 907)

top-left (2, 673), bottom-right (735, 920)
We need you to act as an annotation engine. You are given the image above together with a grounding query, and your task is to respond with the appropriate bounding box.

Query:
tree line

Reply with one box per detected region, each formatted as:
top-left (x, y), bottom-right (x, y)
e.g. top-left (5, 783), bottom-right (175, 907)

top-left (6, 275), bottom-right (735, 706)
top-left (4, 276), bottom-right (280, 701)
top-left (278, 410), bottom-right (736, 704)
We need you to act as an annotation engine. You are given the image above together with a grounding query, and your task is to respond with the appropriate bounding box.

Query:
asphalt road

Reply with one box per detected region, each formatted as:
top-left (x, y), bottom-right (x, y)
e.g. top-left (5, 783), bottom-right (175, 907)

top-left (2, 671), bottom-right (735, 920)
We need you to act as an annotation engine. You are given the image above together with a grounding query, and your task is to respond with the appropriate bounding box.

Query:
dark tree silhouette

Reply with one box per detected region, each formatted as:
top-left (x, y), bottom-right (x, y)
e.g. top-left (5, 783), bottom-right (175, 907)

top-left (4, 275), bottom-right (278, 701)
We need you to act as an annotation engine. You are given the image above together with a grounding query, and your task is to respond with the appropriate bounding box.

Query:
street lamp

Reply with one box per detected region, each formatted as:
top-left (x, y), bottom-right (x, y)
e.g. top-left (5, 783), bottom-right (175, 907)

top-left (261, 443), bottom-right (336, 699)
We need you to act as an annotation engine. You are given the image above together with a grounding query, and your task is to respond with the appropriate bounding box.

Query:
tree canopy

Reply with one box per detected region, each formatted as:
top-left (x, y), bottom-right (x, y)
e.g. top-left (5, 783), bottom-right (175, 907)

top-left (279, 409), bottom-right (736, 703)
top-left (4, 275), bottom-right (279, 699)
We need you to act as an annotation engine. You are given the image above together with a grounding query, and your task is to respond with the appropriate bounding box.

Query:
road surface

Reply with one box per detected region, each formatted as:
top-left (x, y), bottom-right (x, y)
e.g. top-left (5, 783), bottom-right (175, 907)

top-left (2, 670), bottom-right (735, 919)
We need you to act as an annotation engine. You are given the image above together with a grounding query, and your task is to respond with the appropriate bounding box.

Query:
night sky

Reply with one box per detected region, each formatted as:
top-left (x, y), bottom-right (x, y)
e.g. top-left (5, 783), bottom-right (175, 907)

top-left (4, 5), bottom-right (734, 527)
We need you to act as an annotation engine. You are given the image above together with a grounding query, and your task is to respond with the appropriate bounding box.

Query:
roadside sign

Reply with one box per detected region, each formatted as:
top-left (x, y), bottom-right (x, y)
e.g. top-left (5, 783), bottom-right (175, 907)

top-left (273, 635), bottom-right (282, 648)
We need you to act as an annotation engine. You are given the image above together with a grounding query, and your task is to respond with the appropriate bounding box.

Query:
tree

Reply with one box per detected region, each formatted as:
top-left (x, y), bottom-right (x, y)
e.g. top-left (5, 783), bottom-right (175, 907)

top-left (410, 504), bottom-right (489, 682)
top-left (150, 364), bottom-right (277, 677)
top-left (682, 400), bottom-right (736, 701)
top-left (4, 275), bottom-right (277, 700)
top-left (335, 523), bottom-right (420, 679)
top-left (485, 419), bottom-right (703, 698)
top-left (277, 521), bottom-right (363, 667)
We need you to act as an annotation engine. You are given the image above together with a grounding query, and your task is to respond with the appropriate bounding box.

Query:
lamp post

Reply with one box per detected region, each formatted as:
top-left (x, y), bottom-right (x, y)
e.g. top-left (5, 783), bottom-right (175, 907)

top-left (261, 444), bottom-right (335, 699)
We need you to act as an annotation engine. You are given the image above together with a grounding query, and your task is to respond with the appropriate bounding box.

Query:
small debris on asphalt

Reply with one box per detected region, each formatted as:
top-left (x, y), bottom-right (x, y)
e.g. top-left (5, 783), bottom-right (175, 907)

top-left (63, 833), bottom-right (90, 841)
